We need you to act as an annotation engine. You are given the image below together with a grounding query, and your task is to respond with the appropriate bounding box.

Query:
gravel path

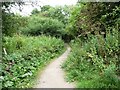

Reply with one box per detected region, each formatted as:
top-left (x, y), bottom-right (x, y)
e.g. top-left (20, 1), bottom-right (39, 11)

top-left (34, 47), bottom-right (75, 88)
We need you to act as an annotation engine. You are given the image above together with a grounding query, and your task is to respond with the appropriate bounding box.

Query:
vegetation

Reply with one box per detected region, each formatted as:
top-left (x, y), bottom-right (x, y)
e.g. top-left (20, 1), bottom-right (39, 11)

top-left (2, 35), bottom-right (65, 88)
top-left (2, 13), bottom-right (28, 36)
top-left (31, 5), bottom-right (73, 25)
top-left (1, 1), bottom-right (120, 88)
top-left (2, 3), bottom-right (65, 88)
top-left (63, 2), bottom-right (120, 88)
top-left (63, 29), bottom-right (119, 88)
top-left (20, 16), bottom-right (65, 37)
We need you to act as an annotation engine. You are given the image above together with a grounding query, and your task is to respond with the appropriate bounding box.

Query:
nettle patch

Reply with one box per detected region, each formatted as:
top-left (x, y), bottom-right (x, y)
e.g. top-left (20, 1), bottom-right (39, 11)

top-left (2, 35), bottom-right (65, 88)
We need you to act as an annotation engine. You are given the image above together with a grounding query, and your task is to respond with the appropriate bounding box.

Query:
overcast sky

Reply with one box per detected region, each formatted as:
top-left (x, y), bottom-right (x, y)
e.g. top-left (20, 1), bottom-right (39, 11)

top-left (11, 0), bottom-right (78, 16)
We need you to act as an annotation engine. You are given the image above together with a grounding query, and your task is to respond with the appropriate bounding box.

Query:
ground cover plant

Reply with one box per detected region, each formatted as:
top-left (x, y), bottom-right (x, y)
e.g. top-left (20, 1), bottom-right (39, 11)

top-left (63, 29), bottom-right (120, 88)
top-left (2, 35), bottom-right (65, 88)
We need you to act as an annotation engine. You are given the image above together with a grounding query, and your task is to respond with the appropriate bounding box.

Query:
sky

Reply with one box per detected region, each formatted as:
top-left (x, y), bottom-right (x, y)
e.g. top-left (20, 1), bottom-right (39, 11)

top-left (11, 0), bottom-right (78, 16)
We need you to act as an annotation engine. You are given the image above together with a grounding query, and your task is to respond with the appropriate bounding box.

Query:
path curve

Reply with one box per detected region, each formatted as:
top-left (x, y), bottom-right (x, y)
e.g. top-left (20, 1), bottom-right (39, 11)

top-left (34, 46), bottom-right (75, 88)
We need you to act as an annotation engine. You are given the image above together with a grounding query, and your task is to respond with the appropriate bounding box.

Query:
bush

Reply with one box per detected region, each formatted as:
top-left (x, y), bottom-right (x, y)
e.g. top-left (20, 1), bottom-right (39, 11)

top-left (21, 16), bottom-right (65, 37)
top-left (66, 2), bottom-right (120, 38)
top-left (2, 12), bottom-right (28, 36)
top-left (63, 2), bottom-right (120, 88)
top-left (62, 29), bottom-right (119, 88)
top-left (2, 35), bottom-right (65, 88)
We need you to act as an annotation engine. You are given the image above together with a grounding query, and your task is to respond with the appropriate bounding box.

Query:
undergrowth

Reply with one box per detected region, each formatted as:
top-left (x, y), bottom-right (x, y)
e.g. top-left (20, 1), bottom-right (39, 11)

top-left (62, 29), bottom-right (120, 88)
top-left (2, 35), bottom-right (65, 88)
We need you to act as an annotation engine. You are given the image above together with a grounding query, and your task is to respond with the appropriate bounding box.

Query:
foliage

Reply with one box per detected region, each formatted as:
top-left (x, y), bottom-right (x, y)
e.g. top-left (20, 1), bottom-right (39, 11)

top-left (63, 2), bottom-right (120, 88)
top-left (2, 2), bottom-right (27, 36)
top-left (47, 6), bottom-right (73, 24)
top-left (2, 35), bottom-right (65, 88)
top-left (20, 16), bottom-right (65, 37)
top-left (66, 2), bottom-right (120, 38)
top-left (2, 1), bottom-right (120, 88)
top-left (63, 29), bottom-right (119, 88)
top-left (40, 5), bottom-right (52, 12)
top-left (65, 3), bottom-right (82, 37)
top-left (30, 5), bottom-right (74, 42)
top-left (31, 5), bottom-right (73, 25)
top-left (2, 11), bottom-right (28, 36)
top-left (31, 8), bottom-right (40, 15)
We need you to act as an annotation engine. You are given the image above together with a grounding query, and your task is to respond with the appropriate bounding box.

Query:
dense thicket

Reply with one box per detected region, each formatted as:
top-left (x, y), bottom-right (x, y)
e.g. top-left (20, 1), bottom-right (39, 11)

top-left (20, 16), bottom-right (65, 37)
top-left (2, 35), bottom-right (65, 88)
top-left (63, 29), bottom-right (119, 88)
top-left (20, 5), bottom-right (74, 42)
top-left (63, 2), bottom-right (120, 88)
top-left (66, 2), bottom-right (120, 38)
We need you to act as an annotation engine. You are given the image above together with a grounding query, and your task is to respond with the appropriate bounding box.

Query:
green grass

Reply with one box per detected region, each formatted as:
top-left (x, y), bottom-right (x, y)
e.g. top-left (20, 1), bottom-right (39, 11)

top-left (2, 35), bottom-right (65, 88)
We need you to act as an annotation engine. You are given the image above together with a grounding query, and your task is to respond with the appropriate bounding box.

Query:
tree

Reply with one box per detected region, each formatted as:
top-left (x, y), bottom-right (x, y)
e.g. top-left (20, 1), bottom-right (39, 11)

top-left (34, 5), bottom-right (73, 25)
top-left (2, 2), bottom-right (25, 36)
top-left (31, 8), bottom-right (40, 15)
top-left (66, 2), bottom-right (120, 38)
top-left (40, 5), bottom-right (52, 12)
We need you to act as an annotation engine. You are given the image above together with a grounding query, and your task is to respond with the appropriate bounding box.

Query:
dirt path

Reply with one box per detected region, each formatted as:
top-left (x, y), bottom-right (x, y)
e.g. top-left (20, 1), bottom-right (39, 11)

top-left (34, 46), bottom-right (75, 88)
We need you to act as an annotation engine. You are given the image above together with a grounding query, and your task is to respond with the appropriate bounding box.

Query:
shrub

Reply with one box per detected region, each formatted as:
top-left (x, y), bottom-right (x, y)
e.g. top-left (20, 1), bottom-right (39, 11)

top-left (63, 29), bottom-right (119, 88)
top-left (2, 12), bottom-right (28, 36)
top-left (63, 2), bottom-right (120, 88)
top-left (66, 2), bottom-right (120, 39)
top-left (21, 16), bottom-right (65, 37)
